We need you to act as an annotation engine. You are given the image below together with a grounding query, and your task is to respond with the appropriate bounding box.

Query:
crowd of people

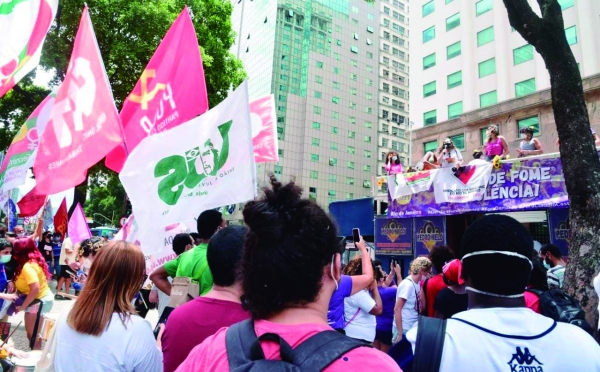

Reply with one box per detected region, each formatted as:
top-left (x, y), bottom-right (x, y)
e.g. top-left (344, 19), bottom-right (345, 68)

top-left (386, 124), bottom-right (558, 176)
top-left (0, 177), bottom-right (596, 371)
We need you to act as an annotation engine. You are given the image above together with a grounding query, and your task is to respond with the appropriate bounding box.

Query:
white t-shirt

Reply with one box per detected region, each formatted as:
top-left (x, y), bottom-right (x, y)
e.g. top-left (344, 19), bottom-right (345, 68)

top-left (343, 289), bottom-right (376, 342)
top-left (392, 278), bottom-right (420, 332)
top-left (407, 307), bottom-right (600, 372)
top-left (440, 148), bottom-right (462, 168)
top-left (54, 312), bottom-right (162, 372)
top-left (59, 237), bottom-right (78, 265)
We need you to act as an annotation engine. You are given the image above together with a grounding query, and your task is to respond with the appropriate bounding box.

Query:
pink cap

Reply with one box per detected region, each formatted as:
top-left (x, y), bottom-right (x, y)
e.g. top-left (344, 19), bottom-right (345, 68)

top-left (442, 259), bottom-right (464, 285)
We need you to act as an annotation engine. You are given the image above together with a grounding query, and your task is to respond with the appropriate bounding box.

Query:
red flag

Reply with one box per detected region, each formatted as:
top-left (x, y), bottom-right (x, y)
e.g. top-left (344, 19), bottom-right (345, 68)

top-left (105, 7), bottom-right (208, 173)
top-left (17, 187), bottom-right (46, 217)
top-left (54, 198), bottom-right (68, 240)
top-left (33, 6), bottom-right (123, 194)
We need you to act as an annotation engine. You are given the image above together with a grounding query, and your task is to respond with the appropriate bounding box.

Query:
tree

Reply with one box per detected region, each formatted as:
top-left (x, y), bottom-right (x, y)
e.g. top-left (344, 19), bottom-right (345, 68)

top-left (502, 0), bottom-right (600, 334)
top-left (0, 0), bottom-right (246, 217)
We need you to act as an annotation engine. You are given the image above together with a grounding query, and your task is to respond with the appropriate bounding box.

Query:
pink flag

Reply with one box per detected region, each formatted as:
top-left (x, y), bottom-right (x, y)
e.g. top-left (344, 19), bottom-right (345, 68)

top-left (67, 202), bottom-right (91, 245)
top-left (105, 7), bottom-right (209, 173)
top-left (250, 95), bottom-right (279, 163)
top-left (33, 6), bottom-right (123, 194)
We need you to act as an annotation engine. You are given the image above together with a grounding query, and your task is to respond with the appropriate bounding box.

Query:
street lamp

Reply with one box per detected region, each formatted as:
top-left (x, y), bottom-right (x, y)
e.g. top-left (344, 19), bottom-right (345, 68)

top-left (408, 121), bottom-right (415, 166)
top-left (93, 213), bottom-right (112, 226)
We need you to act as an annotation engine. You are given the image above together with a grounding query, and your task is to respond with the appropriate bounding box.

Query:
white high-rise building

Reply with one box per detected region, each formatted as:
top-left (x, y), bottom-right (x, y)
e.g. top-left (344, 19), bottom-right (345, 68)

top-left (377, 0), bottom-right (411, 179)
top-left (409, 0), bottom-right (599, 137)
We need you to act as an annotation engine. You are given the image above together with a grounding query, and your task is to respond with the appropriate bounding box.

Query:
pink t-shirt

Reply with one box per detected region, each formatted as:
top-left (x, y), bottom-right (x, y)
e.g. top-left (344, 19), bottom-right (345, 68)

top-left (485, 137), bottom-right (503, 156)
top-left (524, 291), bottom-right (541, 314)
top-left (175, 320), bottom-right (401, 372)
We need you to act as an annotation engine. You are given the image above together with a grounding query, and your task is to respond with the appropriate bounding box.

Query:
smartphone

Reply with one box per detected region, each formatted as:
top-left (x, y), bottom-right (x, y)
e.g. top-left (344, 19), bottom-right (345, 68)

top-left (352, 228), bottom-right (360, 243)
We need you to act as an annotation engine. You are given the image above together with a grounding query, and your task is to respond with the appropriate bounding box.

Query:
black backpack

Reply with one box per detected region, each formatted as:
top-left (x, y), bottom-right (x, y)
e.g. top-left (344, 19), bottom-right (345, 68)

top-left (225, 319), bottom-right (369, 371)
top-left (526, 288), bottom-right (593, 334)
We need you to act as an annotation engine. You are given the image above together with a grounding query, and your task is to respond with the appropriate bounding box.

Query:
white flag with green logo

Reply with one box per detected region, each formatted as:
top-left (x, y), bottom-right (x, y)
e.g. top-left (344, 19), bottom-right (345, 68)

top-left (120, 81), bottom-right (257, 254)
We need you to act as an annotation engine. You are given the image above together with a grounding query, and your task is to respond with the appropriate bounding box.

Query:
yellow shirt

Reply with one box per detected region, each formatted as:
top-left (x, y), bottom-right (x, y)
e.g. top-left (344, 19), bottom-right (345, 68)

top-left (15, 262), bottom-right (51, 299)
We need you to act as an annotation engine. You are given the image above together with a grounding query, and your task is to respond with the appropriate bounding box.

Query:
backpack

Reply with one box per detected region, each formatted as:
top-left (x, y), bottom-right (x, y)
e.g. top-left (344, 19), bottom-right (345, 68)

top-left (225, 319), bottom-right (369, 371)
top-left (526, 288), bottom-right (593, 334)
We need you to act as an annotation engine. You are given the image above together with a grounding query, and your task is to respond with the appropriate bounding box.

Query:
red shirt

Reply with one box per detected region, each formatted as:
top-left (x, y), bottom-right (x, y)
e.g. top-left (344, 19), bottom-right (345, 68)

top-left (162, 297), bottom-right (250, 372)
top-left (175, 320), bottom-right (401, 372)
top-left (524, 291), bottom-right (541, 314)
top-left (423, 274), bottom-right (447, 317)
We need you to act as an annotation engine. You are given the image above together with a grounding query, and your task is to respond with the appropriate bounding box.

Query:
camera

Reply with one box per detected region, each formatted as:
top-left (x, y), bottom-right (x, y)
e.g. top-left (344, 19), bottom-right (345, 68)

top-left (443, 143), bottom-right (451, 149)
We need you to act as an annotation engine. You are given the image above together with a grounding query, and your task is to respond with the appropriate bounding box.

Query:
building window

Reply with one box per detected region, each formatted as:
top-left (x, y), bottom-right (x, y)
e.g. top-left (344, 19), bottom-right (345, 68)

top-left (366, 52), bottom-right (373, 59)
top-left (352, 6), bottom-right (358, 13)
top-left (476, 0), bottom-right (493, 16)
top-left (424, 110), bottom-right (437, 126)
top-left (446, 0), bottom-right (454, 3)
top-left (365, 107), bottom-right (373, 114)
top-left (311, 154), bottom-right (319, 162)
top-left (364, 135), bottom-right (372, 143)
top-left (347, 161), bottom-right (355, 170)
top-left (447, 71), bottom-right (462, 89)
top-left (350, 87), bottom-right (357, 95)
top-left (346, 193), bottom-right (354, 200)
top-left (423, 53), bottom-right (436, 70)
top-left (513, 44), bottom-right (534, 65)
top-left (367, 26), bottom-right (374, 33)
top-left (424, 140), bottom-right (438, 153)
top-left (422, 0), bottom-right (435, 17)
top-left (382, 138), bottom-right (389, 148)
top-left (515, 78), bottom-right (536, 97)
top-left (347, 146), bottom-right (355, 155)
top-left (364, 150), bottom-right (372, 158)
top-left (446, 13), bottom-right (460, 31)
top-left (329, 158), bottom-right (338, 166)
top-left (478, 58), bottom-right (496, 78)
top-left (312, 121), bottom-right (321, 129)
top-left (479, 90), bottom-right (498, 108)
top-left (351, 73), bottom-right (358, 81)
top-left (350, 45), bottom-right (358, 53)
top-left (316, 76), bottom-right (322, 84)
top-left (332, 112), bottom-right (339, 119)
top-left (333, 81), bottom-right (340, 89)
top-left (423, 26), bottom-right (435, 43)
top-left (332, 96), bottom-right (340, 104)
top-left (274, 165), bottom-right (282, 176)
top-left (366, 78), bottom-right (373, 86)
top-left (363, 180), bottom-right (372, 188)
top-left (349, 116), bottom-right (356, 124)
top-left (365, 93), bottom-right (372, 100)
top-left (517, 116), bottom-right (540, 134)
top-left (309, 187), bottom-right (317, 201)
top-left (365, 121), bottom-right (372, 128)
top-left (332, 126), bottom-right (339, 134)
top-left (278, 149), bottom-right (283, 157)
top-left (480, 127), bottom-right (490, 145)
top-left (310, 170), bottom-right (318, 179)
top-left (314, 91), bottom-right (322, 98)
top-left (448, 101), bottom-right (463, 119)
top-left (477, 26), bottom-right (494, 47)
top-left (423, 81), bottom-right (436, 97)
top-left (312, 138), bottom-right (320, 146)
top-left (558, 0), bottom-right (574, 10)
top-left (363, 165), bottom-right (371, 172)
top-left (367, 12), bottom-right (374, 20)
top-left (348, 131), bottom-right (356, 139)
top-left (330, 142), bottom-right (338, 150)
top-left (447, 41), bottom-right (461, 59)
top-left (316, 61), bottom-right (323, 68)
top-left (450, 134), bottom-right (465, 150)
top-left (366, 65), bottom-right (373, 72)
top-left (347, 177), bottom-right (355, 185)
top-left (336, 39), bottom-right (342, 46)
top-left (329, 173), bottom-right (337, 182)
top-left (565, 26), bottom-right (577, 45)
top-left (313, 106), bottom-right (321, 114)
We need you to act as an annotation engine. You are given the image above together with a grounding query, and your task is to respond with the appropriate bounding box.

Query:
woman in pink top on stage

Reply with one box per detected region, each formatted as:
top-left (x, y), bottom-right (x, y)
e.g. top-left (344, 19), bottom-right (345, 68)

top-left (385, 151), bottom-right (403, 175)
top-left (484, 125), bottom-right (509, 161)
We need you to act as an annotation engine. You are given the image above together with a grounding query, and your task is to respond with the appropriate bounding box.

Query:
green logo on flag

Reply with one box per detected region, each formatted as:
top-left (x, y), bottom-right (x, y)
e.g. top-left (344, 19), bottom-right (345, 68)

top-left (154, 120), bottom-right (232, 205)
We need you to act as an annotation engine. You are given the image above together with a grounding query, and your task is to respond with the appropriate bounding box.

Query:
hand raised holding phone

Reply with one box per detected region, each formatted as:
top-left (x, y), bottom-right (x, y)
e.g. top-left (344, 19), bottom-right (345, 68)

top-left (352, 228), bottom-right (367, 251)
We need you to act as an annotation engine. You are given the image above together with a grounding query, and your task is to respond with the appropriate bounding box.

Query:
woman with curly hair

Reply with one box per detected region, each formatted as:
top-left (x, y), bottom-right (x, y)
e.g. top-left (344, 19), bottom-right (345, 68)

top-left (12, 238), bottom-right (53, 341)
top-left (177, 176), bottom-right (400, 371)
top-left (342, 256), bottom-right (382, 343)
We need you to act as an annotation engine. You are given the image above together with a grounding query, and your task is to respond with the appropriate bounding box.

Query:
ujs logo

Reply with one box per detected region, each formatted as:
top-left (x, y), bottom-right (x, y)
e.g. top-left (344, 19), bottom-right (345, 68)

top-left (381, 220), bottom-right (407, 243)
top-left (154, 120), bottom-right (232, 206)
top-left (416, 220), bottom-right (443, 251)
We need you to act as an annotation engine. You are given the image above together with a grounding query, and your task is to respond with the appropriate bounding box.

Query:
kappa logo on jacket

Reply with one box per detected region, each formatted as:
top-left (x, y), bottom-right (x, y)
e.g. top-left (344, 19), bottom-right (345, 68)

top-left (507, 347), bottom-right (543, 372)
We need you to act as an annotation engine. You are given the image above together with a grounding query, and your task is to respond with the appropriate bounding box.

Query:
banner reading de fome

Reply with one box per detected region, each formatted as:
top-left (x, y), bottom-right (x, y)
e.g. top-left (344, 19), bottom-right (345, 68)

top-left (0, 91), bottom-right (55, 193)
top-left (120, 81), bottom-right (257, 254)
top-left (0, 0), bottom-right (58, 97)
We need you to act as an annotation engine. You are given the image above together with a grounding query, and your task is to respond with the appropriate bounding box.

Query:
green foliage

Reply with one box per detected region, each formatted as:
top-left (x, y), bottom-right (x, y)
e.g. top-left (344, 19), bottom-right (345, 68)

top-left (0, 0), bottom-right (246, 212)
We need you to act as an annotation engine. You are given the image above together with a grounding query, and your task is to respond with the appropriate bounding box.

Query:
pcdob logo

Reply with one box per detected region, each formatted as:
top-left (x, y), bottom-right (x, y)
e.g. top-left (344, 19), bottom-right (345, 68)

top-left (154, 121), bottom-right (232, 206)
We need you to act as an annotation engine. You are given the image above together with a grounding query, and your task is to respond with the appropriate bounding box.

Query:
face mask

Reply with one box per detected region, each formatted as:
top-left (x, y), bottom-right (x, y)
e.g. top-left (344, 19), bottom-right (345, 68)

top-left (543, 261), bottom-right (550, 270)
top-left (330, 254), bottom-right (339, 291)
top-left (392, 156), bottom-right (398, 161)
top-left (53, 238), bottom-right (60, 242)
top-left (16, 233), bottom-right (24, 238)
top-left (0, 255), bottom-right (11, 264)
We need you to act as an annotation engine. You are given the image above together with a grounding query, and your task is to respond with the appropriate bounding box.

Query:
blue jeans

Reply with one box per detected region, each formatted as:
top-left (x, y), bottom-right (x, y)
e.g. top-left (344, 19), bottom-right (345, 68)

top-left (49, 258), bottom-right (61, 277)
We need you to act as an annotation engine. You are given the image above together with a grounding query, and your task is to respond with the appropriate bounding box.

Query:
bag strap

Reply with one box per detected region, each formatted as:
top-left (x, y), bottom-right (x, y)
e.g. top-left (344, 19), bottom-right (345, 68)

top-left (294, 330), bottom-right (368, 371)
top-left (226, 319), bottom-right (258, 369)
top-left (413, 316), bottom-right (446, 372)
top-left (29, 298), bottom-right (43, 350)
top-left (343, 308), bottom-right (361, 328)
top-left (525, 288), bottom-right (543, 297)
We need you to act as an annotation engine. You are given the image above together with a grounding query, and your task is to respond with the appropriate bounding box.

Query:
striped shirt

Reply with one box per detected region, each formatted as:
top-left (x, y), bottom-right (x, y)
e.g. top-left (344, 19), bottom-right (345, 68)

top-left (547, 265), bottom-right (565, 289)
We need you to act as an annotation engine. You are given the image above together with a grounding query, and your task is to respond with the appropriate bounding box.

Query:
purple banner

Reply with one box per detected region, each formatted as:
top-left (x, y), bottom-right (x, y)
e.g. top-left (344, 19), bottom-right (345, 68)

top-left (375, 218), bottom-right (413, 256)
top-left (414, 216), bottom-right (446, 257)
top-left (389, 154), bottom-right (568, 218)
top-left (548, 208), bottom-right (570, 257)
